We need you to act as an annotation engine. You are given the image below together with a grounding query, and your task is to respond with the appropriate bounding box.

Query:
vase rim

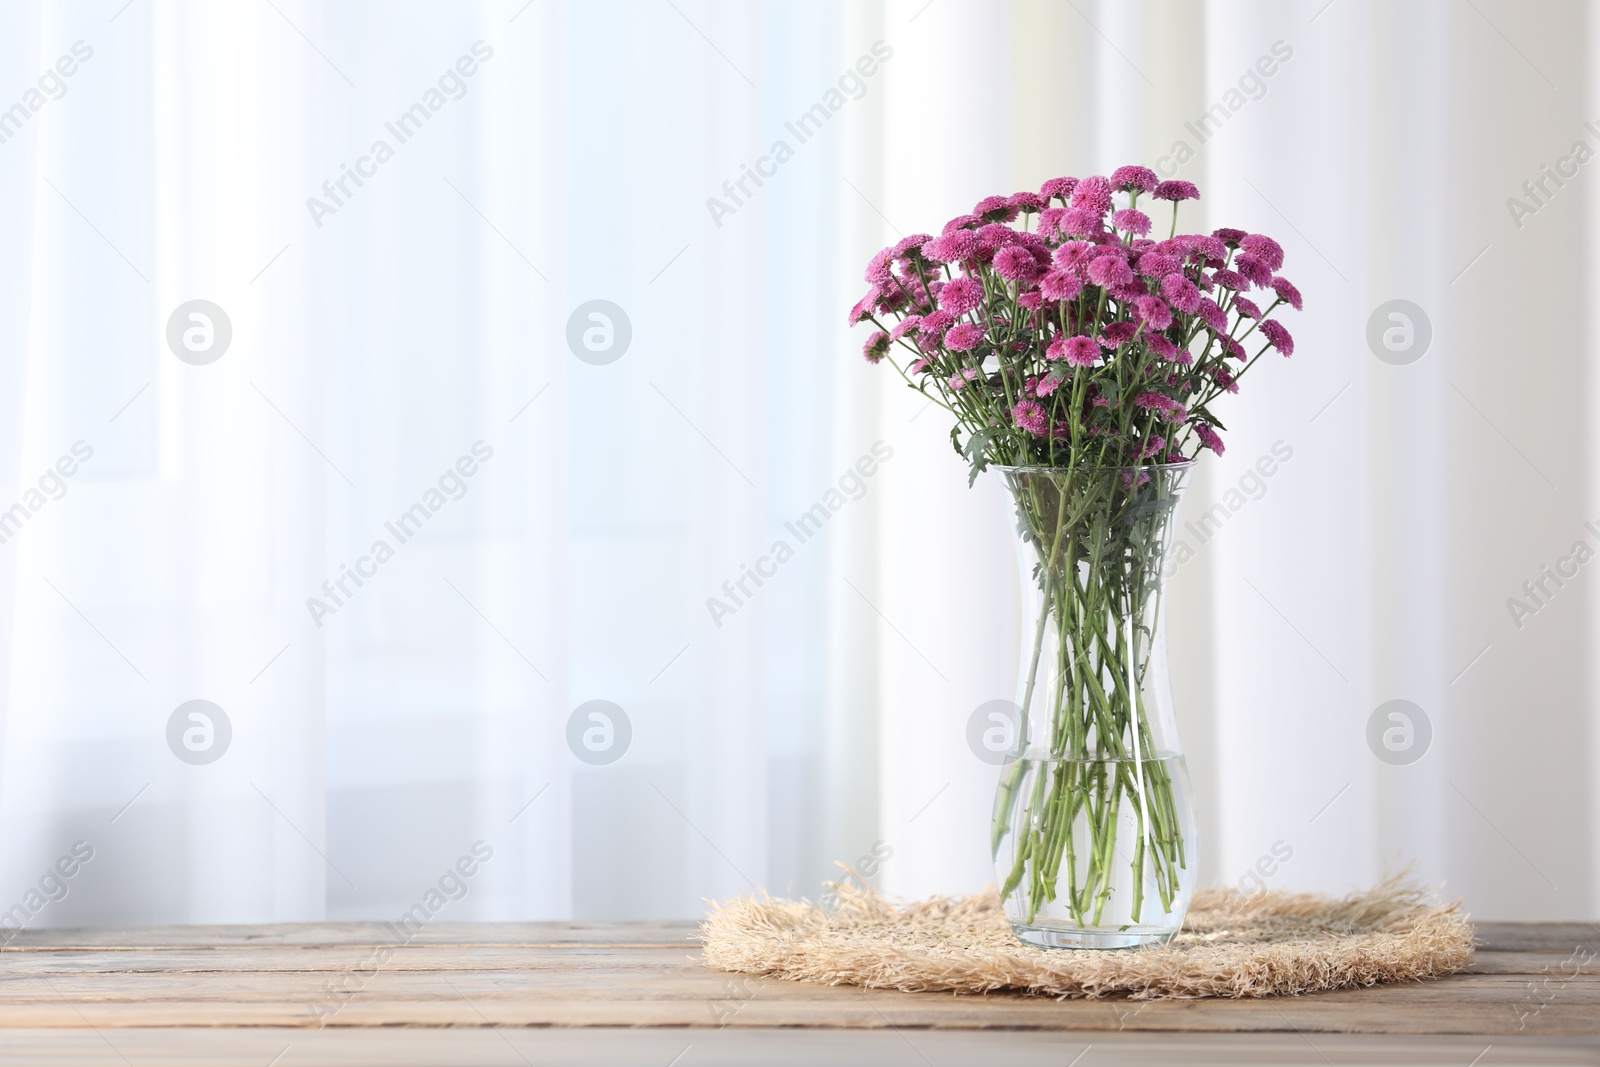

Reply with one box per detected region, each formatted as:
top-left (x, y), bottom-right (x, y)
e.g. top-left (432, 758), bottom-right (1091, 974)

top-left (990, 458), bottom-right (1198, 474)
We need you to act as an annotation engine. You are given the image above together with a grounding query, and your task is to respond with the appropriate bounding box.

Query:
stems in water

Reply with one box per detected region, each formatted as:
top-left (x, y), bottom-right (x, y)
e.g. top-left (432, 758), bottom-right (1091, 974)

top-left (996, 465), bottom-right (1187, 929)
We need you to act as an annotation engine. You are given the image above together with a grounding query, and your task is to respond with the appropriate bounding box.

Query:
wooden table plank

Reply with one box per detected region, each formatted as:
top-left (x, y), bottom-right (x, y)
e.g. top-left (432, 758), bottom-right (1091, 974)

top-left (0, 1028), bottom-right (1594, 1067)
top-left (0, 921), bottom-right (1593, 1039)
top-left (0, 920), bottom-right (691, 950)
top-left (3, 985), bottom-right (1597, 1034)
top-left (6, 919), bottom-right (1587, 959)
top-left (0, 949), bottom-right (1587, 986)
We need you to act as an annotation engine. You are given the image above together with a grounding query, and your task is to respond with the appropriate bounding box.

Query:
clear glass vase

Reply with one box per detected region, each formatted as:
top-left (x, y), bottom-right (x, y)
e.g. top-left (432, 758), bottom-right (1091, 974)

top-left (991, 462), bottom-right (1198, 950)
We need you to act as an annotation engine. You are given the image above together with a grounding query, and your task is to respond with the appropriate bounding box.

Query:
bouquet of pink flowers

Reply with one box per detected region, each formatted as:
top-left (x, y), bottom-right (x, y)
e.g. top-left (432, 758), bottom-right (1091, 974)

top-left (848, 168), bottom-right (1304, 945)
top-left (849, 166), bottom-right (1300, 477)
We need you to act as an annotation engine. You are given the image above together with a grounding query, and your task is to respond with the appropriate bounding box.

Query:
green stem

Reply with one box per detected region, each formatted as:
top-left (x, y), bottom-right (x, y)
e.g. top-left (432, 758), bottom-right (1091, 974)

top-left (994, 466), bottom-right (1190, 936)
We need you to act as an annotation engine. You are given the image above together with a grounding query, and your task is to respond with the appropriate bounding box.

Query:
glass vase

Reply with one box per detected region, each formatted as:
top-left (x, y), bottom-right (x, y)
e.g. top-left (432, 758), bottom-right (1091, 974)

top-left (991, 462), bottom-right (1198, 949)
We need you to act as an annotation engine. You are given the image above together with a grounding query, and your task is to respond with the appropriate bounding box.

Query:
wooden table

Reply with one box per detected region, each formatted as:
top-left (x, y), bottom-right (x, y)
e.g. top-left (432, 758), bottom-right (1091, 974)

top-left (0, 920), bottom-right (1595, 1065)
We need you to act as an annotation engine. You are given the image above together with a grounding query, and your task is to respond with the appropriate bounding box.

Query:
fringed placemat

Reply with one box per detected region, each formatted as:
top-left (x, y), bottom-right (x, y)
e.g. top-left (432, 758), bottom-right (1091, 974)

top-left (701, 873), bottom-right (1473, 999)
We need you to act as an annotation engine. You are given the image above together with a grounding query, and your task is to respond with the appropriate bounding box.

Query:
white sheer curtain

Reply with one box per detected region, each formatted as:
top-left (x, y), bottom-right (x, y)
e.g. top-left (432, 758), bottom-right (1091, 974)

top-left (0, 0), bottom-right (1592, 928)
top-left (859, 0), bottom-right (1597, 921)
top-left (0, 0), bottom-right (573, 922)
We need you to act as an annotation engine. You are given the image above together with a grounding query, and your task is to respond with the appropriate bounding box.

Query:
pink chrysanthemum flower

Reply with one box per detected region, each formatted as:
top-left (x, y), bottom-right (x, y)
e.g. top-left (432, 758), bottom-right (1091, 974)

top-left (1211, 365), bottom-right (1239, 393)
top-left (1240, 233), bottom-right (1285, 271)
top-left (847, 290), bottom-right (877, 326)
top-left (993, 245), bottom-right (1041, 283)
top-left (1194, 423), bottom-right (1225, 454)
top-left (1270, 276), bottom-right (1303, 311)
top-left (1036, 207), bottom-right (1066, 239)
top-left (1059, 208), bottom-right (1105, 238)
top-left (1234, 253), bottom-right (1274, 288)
top-left (1039, 269), bottom-right (1082, 302)
top-left (863, 331), bottom-right (890, 363)
top-left (1260, 319), bottom-right (1294, 356)
top-left (915, 235), bottom-right (947, 262)
top-left (1136, 252), bottom-right (1182, 278)
top-left (919, 234), bottom-right (951, 263)
top-left (1039, 176), bottom-right (1079, 202)
top-left (973, 195), bottom-right (1019, 222)
top-left (894, 232), bottom-right (933, 254)
top-left (1212, 227), bottom-right (1247, 248)
top-left (1048, 334), bottom-right (1100, 366)
top-left (938, 276), bottom-right (983, 315)
top-left (1070, 175), bottom-right (1114, 215)
top-left (1112, 209), bottom-right (1152, 236)
top-left (1017, 291), bottom-right (1043, 310)
top-left (1132, 391), bottom-right (1166, 411)
top-left (888, 315), bottom-right (921, 342)
top-left (893, 233), bottom-right (933, 259)
top-left (926, 230), bottom-right (979, 264)
top-left (1146, 334), bottom-right (1188, 364)
top-left (1211, 268), bottom-right (1247, 291)
top-left (1159, 273), bottom-right (1201, 313)
top-left (1188, 235), bottom-right (1228, 265)
top-left (944, 322), bottom-right (985, 351)
top-left (1152, 180), bottom-right (1200, 202)
top-left (1052, 241), bottom-right (1094, 271)
top-left (1222, 336), bottom-right (1246, 359)
top-left (1197, 297), bottom-right (1228, 332)
top-left (864, 247), bottom-right (895, 286)
top-left (1008, 191), bottom-right (1044, 214)
top-left (917, 309), bottom-right (954, 336)
top-left (942, 213), bottom-right (982, 233)
top-left (1134, 391), bottom-right (1188, 422)
top-left (1012, 399), bottom-right (1049, 436)
top-left (977, 222), bottom-right (1022, 249)
top-left (1138, 434), bottom-right (1166, 460)
top-left (1100, 321), bottom-right (1138, 348)
top-left (1134, 295), bottom-right (1173, 330)
top-left (1110, 165), bottom-right (1158, 193)
top-left (1017, 228), bottom-right (1050, 252)
top-left (948, 367), bottom-right (980, 390)
top-left (876, 278), bottom-right (915, 310)
top-left (1233, 296), bottom-right (1263, 320)
top-left (1086, 255), bottom-right (1134, 288)
top-left (908, 358), bottom-right (930, 375)
top-left (1034, 373), bottom-right (1061, 397)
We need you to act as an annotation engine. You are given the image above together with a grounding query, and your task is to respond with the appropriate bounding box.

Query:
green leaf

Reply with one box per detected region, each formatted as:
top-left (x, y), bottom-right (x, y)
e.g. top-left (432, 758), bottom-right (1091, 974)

top-left (962, 427), bottom-right (997, 487)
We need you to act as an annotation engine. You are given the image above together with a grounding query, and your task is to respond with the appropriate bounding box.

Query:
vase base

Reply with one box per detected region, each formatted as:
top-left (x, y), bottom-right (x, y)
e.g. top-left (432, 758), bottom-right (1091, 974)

top-left (1008, 922), bottom-right (1176, 951)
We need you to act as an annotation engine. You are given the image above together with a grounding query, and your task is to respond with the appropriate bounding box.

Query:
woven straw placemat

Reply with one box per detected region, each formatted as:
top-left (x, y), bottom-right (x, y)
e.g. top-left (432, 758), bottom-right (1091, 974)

top-left (701, 873), bottom-right (1473, 999)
